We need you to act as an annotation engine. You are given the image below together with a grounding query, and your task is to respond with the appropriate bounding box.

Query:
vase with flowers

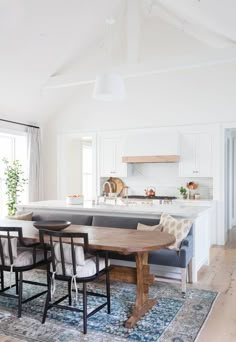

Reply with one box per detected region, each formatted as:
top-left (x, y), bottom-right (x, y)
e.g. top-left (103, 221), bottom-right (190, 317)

top-left (178, 186), bottom-right (188, 199)
top-left (186, 181), bottom-right (199, 199)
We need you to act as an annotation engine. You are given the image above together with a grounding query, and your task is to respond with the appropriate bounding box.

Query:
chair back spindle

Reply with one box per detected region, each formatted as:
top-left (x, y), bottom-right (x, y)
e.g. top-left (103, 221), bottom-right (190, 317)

top-left (70, 237), bottom-right (76, 276)
top-left (7, 231), bottom-right (14, 265)
top-left (0, 237), bottom-right (5, 266)
top-left (59, 236), bottom-right (66, 276)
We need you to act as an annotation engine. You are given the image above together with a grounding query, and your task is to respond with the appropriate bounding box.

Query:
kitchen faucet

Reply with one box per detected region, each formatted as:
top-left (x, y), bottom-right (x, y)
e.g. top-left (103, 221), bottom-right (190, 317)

top-left (102, 181), bottom-right (117, 204)
top-left (103, 181), bottom-right (112, 197)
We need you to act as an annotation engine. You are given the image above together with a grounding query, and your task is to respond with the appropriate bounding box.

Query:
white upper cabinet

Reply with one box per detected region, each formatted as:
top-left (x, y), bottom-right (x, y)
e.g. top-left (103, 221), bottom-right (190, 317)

top-left (179, 132), bottom-right (212, 177)
top-left (99, 134), bottom-right (127, 178)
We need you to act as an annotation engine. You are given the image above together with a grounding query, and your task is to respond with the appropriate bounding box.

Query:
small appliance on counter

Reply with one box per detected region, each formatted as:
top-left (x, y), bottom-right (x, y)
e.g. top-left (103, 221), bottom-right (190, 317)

top-left (66, 195), bottom-right (84, 205)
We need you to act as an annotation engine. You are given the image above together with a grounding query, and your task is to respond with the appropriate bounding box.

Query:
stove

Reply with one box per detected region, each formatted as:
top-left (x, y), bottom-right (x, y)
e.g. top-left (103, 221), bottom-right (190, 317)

top-left (127, 195), bottom-right (177, 204)
top-left (128, 196), bottom-right (176, 200)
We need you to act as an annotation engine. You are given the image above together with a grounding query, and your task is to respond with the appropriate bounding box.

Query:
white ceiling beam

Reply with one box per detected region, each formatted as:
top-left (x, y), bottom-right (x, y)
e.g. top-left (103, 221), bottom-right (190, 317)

top-left (150, 1), bottom-right (235, 48)
top-left (44, 48), bottom-right (236, 89)
top-left (127, 0), bottom-right (141, 63)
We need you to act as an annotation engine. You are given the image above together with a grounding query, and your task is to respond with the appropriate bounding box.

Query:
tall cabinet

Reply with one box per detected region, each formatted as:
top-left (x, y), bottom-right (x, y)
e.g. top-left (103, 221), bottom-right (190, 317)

top-left (99, 134), bottom-right (127, 178)
top-left (179, 132), bottom-right (213, 177)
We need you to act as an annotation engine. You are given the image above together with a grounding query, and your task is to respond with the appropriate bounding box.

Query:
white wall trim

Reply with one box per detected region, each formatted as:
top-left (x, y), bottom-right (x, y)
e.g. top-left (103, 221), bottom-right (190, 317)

top-left (222, 123), bottom-right (236, 235)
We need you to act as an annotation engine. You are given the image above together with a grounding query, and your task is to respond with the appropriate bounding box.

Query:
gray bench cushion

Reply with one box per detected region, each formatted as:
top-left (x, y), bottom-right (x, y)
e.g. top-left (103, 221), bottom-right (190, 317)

top-left (92, 215), bottom-right (160, 229)
top-left (31, 212), bottom-right (93, 226)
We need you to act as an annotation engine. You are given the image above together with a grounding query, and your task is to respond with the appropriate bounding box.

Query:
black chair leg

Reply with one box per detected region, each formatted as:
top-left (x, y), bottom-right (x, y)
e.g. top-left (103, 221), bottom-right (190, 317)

top-left (42, 279), bottom-right (51, 324)
top-left (68, 280), bottom-right (72, 306)
top-left (83, 283), bottom-right (87, 334)
top-left (46, 268), bottom-right (51, 302)
top-left (0, 270), bottom-right (4, 290)
top-left (106, 271), bottom-right (111, 314)
top-left (18, 272), bottom-right (23, 318)
top-left (15, 272), bottom-right (19, 295)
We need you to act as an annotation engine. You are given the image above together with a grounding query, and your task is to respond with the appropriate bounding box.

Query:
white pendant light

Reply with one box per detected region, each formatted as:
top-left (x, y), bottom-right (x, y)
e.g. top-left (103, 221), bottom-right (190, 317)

top-left (93, 72), bottom-right (125, 101)
top-left (93, 18), bottom-right (126, 101)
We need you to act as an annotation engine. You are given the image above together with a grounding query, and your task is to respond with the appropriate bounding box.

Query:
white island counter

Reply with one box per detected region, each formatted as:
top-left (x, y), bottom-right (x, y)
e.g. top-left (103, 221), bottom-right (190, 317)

top-left (17, 199), bottom-right (210, 219)
top-left (17, 200), bottom-right (213, 282)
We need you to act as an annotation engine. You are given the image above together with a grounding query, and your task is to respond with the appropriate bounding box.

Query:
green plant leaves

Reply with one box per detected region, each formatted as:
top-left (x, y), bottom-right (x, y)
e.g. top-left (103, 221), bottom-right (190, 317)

top-left (2, 158), bottom-right (27, 216)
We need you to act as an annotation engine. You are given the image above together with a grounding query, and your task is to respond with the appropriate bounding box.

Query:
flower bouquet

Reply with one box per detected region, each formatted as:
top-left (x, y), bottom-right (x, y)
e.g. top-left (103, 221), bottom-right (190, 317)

top-left (186, 182), bottom-right (199, 199)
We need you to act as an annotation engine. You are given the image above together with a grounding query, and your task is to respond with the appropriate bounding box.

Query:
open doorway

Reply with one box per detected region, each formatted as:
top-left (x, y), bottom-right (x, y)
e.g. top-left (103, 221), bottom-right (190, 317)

top-left (225, 128), bottom-right (236, 236)
top-left (57, 133), bottom-right (97, 201)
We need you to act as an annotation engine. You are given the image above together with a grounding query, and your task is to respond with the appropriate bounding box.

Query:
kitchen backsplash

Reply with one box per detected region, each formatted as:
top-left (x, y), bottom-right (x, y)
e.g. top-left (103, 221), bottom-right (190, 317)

top-left (101, 163), bottom-right (213, 199)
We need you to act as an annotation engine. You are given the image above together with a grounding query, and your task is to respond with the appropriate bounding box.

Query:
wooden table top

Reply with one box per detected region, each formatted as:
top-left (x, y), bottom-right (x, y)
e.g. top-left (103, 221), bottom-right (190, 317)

top-left (21, 224), bottom-right (176, 255)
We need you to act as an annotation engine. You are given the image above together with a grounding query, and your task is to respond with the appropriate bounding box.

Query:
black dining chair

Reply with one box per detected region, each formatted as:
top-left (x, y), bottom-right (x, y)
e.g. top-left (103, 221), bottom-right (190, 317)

top-left (0, 227), bottom-right (49, 318)
top-left (39, 229), bottom-right (111, 334)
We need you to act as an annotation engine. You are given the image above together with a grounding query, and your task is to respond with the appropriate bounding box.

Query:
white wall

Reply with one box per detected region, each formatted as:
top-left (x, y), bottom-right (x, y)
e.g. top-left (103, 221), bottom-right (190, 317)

top-left (42, 61), bottom-right (236, 200)
top-left (41, 62), bottom-right (236, 246)
top-left (50, 62), bottom-right (236, 131)
top-left (107, 163), bottom-right (213, 199)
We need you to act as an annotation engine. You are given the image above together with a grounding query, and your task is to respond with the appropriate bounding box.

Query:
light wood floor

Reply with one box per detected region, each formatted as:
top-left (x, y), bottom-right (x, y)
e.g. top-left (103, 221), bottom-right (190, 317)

top-left (196, 228), bottom-right (236, 342)
top-left (0, 337), bottom-right (21, 342)
top-left (1, 230), bottom-right (236, 342)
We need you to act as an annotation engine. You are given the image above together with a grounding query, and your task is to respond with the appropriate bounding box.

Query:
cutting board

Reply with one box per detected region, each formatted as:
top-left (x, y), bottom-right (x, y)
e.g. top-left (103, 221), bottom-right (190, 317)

top-left (104, 177), bottom-right (125, 196)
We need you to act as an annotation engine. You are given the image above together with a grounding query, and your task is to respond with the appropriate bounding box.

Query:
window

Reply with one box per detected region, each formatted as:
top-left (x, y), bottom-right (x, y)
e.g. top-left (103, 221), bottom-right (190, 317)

top-left (82, 140), bottom-right (93, 200)
top-left (0, 132), bottom-right (28, 217)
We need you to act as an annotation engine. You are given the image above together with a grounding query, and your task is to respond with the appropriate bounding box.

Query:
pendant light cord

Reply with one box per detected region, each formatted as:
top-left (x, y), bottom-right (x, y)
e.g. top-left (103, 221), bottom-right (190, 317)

top-left (105, 18), bottom-right (115, 70)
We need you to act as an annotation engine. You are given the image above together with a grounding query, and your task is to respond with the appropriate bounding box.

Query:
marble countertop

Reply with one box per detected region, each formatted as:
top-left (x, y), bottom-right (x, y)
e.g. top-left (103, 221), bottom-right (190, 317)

top-left (17, 200), bottom-right (211, 219)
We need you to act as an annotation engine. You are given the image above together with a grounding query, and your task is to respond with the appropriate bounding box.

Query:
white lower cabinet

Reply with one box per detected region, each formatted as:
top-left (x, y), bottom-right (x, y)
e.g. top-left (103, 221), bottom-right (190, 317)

top-left (192, 210), bottom-right (211, 282)
top-left (179, 132), bottom-right (212, 177)
top-left (99, 134), bottom-right (127, 178)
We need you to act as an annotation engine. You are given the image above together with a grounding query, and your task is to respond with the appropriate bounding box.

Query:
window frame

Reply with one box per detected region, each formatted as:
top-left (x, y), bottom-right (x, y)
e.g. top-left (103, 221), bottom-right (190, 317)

top-left (0, 130), bottom-right (28, 216)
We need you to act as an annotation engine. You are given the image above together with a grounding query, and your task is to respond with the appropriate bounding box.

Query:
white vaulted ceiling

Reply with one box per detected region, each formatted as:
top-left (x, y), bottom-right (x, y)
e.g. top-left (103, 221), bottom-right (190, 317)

top-left (0, 0), bottom-right (236, 125)
top-left (0, 0), bottom-right (124, 124)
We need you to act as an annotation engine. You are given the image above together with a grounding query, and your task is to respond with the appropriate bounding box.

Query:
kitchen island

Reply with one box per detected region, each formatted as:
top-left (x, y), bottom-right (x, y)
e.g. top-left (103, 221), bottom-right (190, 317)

top-left (17, 200), bottom-right (213, 282)
top-left (17, 199), bottom-right (210, 219)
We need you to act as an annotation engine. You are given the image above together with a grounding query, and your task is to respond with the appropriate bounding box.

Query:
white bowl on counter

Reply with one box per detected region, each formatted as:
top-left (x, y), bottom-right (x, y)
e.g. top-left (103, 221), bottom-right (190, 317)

top-left (66, 196), bottom-right (84, 205)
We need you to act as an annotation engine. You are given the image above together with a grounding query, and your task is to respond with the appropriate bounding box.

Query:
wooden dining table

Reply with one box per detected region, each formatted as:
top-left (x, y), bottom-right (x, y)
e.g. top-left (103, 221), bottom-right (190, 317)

top-left (20, 223), bottom-right (175, 328)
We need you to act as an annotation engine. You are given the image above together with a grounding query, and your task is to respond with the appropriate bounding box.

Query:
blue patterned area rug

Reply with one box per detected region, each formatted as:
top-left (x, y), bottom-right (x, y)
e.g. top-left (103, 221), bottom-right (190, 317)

top-left (0, 270), bottom-right (217, 342)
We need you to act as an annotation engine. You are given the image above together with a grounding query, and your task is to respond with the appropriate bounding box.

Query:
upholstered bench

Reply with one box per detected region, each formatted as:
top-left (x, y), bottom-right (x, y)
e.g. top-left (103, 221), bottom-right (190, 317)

top-left (13, 211), bottom-right (194, 292)
top-left (92, 215), bottom-right (193, 292)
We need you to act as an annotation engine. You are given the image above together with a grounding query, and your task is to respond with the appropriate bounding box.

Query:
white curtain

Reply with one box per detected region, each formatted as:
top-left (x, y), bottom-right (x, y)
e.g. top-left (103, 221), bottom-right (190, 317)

top-left (27, 127), bottom-right (42, 202)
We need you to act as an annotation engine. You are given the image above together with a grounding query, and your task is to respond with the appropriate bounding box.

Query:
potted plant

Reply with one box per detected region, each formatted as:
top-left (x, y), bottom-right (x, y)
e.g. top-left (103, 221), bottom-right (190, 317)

top-left (3, 158), bottom-right (27, 216)
top-left (178, 186), bottom-right (188, 199)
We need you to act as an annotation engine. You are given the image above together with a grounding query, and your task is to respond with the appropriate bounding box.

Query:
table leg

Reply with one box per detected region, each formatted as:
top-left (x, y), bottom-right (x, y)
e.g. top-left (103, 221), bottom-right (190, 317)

top-left (125, 252), bottom-right (156, 328)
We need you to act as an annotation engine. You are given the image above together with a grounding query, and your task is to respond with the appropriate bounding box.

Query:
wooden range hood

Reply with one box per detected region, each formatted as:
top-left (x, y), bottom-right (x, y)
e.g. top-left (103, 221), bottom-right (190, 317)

top-left (122, 155), bottom-right (180, 163)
